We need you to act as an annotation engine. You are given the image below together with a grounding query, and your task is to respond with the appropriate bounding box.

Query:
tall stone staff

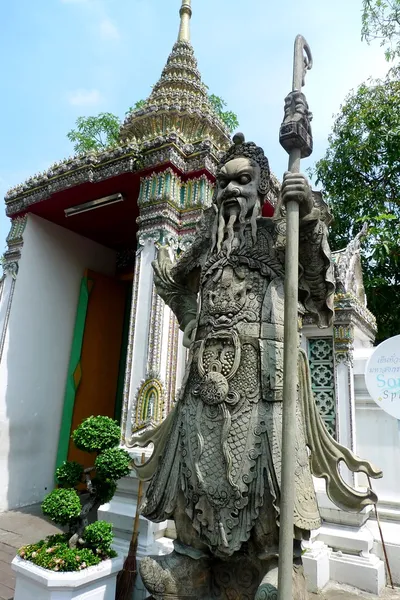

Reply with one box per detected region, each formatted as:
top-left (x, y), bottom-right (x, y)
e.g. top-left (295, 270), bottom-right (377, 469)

top-left (278, 35), bottom-right (313, 600)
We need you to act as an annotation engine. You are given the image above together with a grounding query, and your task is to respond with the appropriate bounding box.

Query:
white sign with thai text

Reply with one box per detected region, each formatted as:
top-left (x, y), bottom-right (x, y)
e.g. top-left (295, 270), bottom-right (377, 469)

top-left (365, 335), bottom-right (400, 419)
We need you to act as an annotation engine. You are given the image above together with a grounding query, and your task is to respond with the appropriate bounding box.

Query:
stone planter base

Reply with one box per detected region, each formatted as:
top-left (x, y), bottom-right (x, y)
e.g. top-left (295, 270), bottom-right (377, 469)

top-left (12, 554), bottom-right (124, 600)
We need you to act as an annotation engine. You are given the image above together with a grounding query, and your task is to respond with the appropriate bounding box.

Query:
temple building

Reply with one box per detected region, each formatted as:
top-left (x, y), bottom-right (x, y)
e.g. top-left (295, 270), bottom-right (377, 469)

top-left (1, 1), bottom-right (399, 596)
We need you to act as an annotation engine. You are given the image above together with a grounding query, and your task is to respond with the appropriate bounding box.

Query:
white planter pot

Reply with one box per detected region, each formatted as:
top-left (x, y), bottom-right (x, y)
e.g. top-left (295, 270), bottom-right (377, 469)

top-left (12, 554), bottom-right (124, 600)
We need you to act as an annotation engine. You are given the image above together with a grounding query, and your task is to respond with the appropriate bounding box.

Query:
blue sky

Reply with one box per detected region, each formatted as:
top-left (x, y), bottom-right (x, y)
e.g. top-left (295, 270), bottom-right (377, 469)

top-left (0, 0), bottom-right (389, 250)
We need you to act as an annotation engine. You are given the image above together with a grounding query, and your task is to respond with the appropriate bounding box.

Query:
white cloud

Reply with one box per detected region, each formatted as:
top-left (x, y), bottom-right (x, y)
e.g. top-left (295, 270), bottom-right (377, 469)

top-left (99, 18), bottom-right (120, 41)
top-left (67, 89), bottom-right (102, 107)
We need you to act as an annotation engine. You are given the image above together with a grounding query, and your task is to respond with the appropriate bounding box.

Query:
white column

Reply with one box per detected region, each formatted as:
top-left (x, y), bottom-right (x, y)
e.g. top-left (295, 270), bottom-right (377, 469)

top-left (0, 272), bottom-right (17, 364)
top-left (120, 236), bottom-right (156, 443)
top-left (334, 324), bottom-right (356, 485)
top-left (0, 216), bottom-right (27, 364)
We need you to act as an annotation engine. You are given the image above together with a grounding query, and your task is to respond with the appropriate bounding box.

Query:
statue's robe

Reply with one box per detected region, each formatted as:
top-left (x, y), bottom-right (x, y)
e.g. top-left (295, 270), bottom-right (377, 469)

top-left (130, 208), bottom-right (382, 559)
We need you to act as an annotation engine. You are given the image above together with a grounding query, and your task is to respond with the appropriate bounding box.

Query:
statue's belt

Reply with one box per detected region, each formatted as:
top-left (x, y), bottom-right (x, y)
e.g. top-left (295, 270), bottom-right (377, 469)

top-left (195, 323), bottom-right (285, 342)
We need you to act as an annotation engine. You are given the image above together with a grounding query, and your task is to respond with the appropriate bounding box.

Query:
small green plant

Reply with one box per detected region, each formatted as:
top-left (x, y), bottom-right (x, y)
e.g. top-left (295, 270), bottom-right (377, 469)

top-left (84, 521), bottom-right (114, 556)
top-left (95, 447), bottom-right (132, 481)
top-left (18, 416), bottom-right (131, 572)
top-left (56, 461), bottom-right (83, 488)
top-left (18, 535), bottom-right (102, 572)
top-left (72, 415), bottom-right (121, 453)
top-left (42, 488), bottom-right (81, 526)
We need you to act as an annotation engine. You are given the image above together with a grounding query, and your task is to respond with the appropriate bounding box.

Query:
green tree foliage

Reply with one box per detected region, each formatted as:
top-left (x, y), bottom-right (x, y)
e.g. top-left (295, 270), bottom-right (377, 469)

top-left (42, 488), bottom-right (81, 526)
top-left (126, 99), bottom-right (147, 114)
top-left (362, 0), bottom-right (400, 61)
top-left (94, 447), bottom-right (131, 481)
top-left (208, 94), bottom-right (239, 132)
top-left (84, 521), bottom-right (114, 555)
top-left (67, 113), bottom-right (121, 154)
top-left (90, 478), bottom-right (117, 504)
top-left (314, 77), bottom-right (400, 342)
top-left (71, 415), bottom-right (121, 453)
top-left (56, 461), bottom-right (84, 488)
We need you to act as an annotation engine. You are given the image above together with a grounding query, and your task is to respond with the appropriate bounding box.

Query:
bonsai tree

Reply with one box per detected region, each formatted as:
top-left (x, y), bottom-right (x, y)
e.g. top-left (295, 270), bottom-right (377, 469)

top-left (18, 416), bottom-right (131, 572)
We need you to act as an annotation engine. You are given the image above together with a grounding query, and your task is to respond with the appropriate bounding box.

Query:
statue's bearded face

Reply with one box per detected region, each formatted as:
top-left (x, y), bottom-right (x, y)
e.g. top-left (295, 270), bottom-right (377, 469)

top-left (216, 157), bottom-right (261, 219)
top-left (212, 157), bottom-right (262, 256)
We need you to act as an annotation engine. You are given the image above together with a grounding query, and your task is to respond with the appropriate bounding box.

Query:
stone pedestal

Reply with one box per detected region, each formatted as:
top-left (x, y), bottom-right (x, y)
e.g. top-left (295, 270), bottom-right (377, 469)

top-left (302, 476), bottom-right (385, 595)
top-left (302, 540), bottom-right (331, 593)
top-left (303, 486), bottom-right (386, 597)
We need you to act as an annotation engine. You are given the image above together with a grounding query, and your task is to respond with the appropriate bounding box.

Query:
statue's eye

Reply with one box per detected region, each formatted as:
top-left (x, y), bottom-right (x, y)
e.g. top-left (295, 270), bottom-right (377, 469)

top-left (238, 174), bottom-right (251, 185)
top-left (219, 179), bottom-right (228, 189)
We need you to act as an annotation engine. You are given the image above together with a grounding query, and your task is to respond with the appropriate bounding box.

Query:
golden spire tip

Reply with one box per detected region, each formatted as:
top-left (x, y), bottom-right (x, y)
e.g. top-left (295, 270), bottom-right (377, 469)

top-left (178, 0), bottom-right (192, 43)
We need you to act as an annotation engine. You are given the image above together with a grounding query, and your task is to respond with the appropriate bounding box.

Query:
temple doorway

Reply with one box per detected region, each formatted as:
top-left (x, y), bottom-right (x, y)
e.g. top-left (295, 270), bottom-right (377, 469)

top-left (57, 269), bottom-right (132, 469)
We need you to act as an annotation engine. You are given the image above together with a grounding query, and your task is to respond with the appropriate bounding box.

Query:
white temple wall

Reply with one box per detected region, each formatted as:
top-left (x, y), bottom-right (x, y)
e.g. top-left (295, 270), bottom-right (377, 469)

top-left (354, 347), bottom-right (400, 505)
top-left (355, 354), bottom-right (400, 585)
top-left (0, 214), bottom-right (116, 511)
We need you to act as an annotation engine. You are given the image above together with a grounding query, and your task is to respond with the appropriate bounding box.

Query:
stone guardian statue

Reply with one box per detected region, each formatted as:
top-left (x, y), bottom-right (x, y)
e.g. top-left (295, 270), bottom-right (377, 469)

top-left (129, 96), bottom-right (382, 599)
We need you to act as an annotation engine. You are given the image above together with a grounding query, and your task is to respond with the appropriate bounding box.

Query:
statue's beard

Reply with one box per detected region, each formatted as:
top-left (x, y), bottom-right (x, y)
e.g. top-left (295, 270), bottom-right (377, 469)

top-left (211, 196), bottom-right (260, 257)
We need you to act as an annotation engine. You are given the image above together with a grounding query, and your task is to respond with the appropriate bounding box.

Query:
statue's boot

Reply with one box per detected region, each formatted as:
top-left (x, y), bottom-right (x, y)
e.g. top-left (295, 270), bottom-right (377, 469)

top-left (254, 560), bottom-right (278, 600)
top-left (139, 549), bottom-right (211, 600)
top-left (254, 560), bottom-right (308, 600)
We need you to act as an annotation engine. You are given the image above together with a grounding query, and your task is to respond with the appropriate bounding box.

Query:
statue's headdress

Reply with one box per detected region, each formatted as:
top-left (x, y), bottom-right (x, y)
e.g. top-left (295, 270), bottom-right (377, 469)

top-left (217, 133), bottom-right (271, 201)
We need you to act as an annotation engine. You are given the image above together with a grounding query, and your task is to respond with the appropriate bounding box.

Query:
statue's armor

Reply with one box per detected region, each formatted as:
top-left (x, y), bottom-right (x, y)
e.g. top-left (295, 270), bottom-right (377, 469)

top-left (142, 222), bottom-right (321, 557)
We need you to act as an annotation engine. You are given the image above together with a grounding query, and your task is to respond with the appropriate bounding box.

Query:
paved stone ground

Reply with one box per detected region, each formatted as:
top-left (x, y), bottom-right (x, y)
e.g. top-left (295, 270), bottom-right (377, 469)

top-left (0, 503), bottom-right (61, 600)
top-left (0, 504), bottom-right (399, 600)
top-left (309, 582), bottom-right (400, 599)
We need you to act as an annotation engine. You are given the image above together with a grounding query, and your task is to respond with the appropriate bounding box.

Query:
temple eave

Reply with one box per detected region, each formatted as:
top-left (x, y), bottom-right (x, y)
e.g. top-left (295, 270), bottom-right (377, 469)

top-left (4, 136), bottom-right (223, 218)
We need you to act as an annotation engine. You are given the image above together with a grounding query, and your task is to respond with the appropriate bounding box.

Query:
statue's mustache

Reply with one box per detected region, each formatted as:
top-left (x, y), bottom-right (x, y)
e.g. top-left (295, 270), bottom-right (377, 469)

top-left (221, 188), bottom-right (242, 202)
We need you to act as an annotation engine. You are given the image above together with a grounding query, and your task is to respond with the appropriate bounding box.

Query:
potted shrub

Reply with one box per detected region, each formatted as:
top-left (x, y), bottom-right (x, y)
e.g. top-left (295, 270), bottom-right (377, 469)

top-left (12, 416), bottom-right (131, 600)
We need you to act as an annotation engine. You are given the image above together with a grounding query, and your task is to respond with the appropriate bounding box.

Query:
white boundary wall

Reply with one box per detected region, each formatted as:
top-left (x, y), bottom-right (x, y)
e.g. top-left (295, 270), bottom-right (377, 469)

top-left (0, 215), bottom-right (116, 511)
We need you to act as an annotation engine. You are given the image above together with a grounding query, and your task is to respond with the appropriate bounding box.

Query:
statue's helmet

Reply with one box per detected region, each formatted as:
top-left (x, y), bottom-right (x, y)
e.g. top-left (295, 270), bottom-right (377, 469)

top-left (216, 133), bottom-right (271, 203)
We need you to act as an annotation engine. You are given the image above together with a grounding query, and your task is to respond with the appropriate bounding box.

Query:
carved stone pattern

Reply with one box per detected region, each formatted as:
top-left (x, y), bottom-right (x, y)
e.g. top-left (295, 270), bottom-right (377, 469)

top-left (138, 204), bottom-right (182, 240)
top-left (120, 250), bottom-right (141, 443)
top-left (6, 216), bottom-right (27, 245)
top-left (165, 309), bottom-right (180, 415)
top-left (134, 378), bottom-right (165, 430)
top-left (334, 323), bottom-right (354, 366)
top-left (139, 168), bottom-right (214, 210)
top-left (138, 230), bottom-right (163, 248)
top-left (5, 149), bottom-right (140, 215)
top-left (308, 338), bottom-right (336, 437)
top-left (332, 224), bottom-right (367, 301)
top-left (146, 276), bottom-right (164, 377)
top-left (1, 217), bottom-right (27, 285)
top-left (335, 292), bottom-right (376, 339)
top-left (1, 259), bottom-right (19, 279)
top-left (5, 137), bottom-right (220, 217)
top-left (0, 279), bottom-right (17, 364)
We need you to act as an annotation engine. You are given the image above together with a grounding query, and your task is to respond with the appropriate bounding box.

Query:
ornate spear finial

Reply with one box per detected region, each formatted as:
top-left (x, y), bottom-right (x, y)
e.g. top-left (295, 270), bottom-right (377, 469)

top-left (178, 0), bottom-right (192, 43)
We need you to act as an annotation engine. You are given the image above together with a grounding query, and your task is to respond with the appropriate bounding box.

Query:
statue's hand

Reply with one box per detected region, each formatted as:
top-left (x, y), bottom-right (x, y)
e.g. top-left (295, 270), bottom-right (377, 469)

top-left (281, 171), bottom-right (313, 218)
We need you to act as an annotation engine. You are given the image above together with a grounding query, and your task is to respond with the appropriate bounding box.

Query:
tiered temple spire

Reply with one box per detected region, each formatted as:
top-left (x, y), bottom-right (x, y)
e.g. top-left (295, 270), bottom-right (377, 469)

top-left (119, 0), bottom-right (230, 149)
